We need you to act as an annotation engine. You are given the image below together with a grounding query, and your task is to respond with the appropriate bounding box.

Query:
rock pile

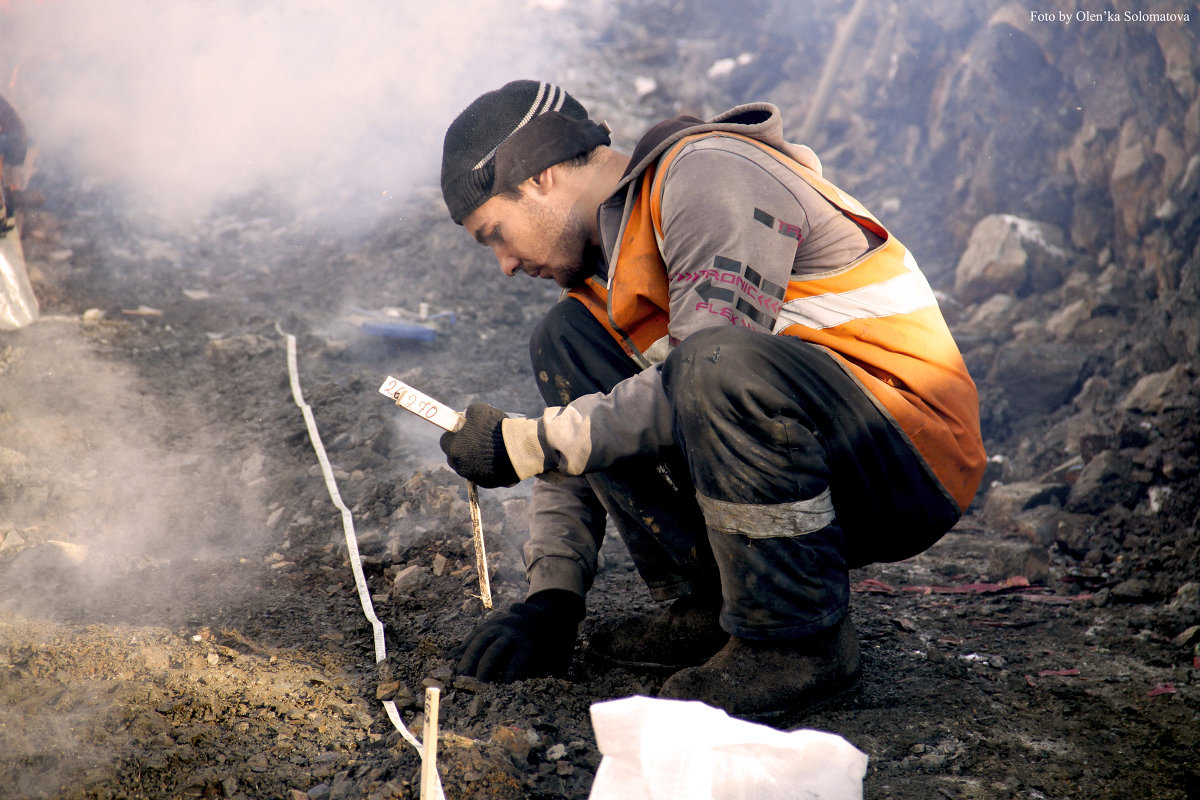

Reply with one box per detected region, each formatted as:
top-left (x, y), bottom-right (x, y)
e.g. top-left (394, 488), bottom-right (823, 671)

top-left (924, 1), bottom-right (1200, 616)
top-left (603, 0), bottom-right (1198, 617)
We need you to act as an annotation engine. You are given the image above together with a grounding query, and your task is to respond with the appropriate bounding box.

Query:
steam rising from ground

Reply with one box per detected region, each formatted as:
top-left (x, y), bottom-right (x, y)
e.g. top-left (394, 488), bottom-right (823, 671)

top-left (1, 0), bottom-right (609, 228)
top-left (0, 0), bottom-right (610, 616)
top-left (0, 320), bottom-right (268, 622)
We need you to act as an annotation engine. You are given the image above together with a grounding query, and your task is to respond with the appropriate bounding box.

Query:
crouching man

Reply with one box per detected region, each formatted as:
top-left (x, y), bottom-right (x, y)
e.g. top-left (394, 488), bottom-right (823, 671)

top-left (435, 80), bottom-right (986, 723)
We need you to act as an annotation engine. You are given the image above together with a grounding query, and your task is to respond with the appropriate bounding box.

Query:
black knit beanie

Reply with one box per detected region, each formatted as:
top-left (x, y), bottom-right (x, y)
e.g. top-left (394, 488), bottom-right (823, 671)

top-left (441, 80), bottom-right (611, 224)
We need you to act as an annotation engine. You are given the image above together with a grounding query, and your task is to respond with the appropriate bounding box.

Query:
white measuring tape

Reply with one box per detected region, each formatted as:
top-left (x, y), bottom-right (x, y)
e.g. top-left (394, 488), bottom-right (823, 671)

top-left (280, 330), bottom-right (446, 800)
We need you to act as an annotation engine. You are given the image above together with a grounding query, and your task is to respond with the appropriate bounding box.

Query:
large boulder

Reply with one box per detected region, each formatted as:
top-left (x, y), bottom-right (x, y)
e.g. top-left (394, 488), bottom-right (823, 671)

top-left (954, 214), bottom-right (1073, 305)
top-left (981, 480), bottom-right (1070, 529)
top-left (986, 340), bottom-right (1086, 416)
top-left (1119, 363), bottom-right (1196, 413)
top-left (1066, 450), bottom-right (1142, 514)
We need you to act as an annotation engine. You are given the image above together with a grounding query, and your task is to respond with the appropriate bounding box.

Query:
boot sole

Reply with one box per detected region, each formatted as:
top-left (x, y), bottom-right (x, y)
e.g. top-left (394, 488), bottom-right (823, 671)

top-left (588, 641), bottom-right (728, 672)
top-left (730, 666), bottom-right (863, 728)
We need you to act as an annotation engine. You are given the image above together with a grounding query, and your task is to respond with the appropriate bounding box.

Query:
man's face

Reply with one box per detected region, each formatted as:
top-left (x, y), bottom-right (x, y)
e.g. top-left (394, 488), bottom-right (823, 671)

top-left (463, 183), bottom-right (592, 289)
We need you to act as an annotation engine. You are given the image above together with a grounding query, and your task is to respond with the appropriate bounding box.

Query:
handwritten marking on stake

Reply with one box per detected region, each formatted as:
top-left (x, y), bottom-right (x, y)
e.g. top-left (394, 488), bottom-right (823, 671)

top-left (378, 376), bottom-right (465, 432)
top-left (420, 687), bottom-right (441, 800)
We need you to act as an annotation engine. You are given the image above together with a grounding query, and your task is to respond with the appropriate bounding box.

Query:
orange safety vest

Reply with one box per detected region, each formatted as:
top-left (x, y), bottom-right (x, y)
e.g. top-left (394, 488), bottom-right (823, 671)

top-left (569, 132), bottom-right (985, 512)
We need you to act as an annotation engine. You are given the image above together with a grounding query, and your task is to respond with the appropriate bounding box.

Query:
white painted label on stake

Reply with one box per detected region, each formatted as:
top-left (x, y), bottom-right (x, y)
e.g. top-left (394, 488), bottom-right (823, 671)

top-left (378, 376), bottom-right (464, 432)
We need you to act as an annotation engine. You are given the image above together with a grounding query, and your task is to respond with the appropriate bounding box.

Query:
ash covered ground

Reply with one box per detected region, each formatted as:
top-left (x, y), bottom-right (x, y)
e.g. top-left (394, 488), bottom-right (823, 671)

top-left (2, 1), bottom-right (1199, 798)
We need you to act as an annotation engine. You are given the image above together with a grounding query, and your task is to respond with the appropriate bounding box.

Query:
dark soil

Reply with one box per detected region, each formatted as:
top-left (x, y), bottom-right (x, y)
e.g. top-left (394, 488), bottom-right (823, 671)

top-left (1, 166), bottom-right (1195, 800)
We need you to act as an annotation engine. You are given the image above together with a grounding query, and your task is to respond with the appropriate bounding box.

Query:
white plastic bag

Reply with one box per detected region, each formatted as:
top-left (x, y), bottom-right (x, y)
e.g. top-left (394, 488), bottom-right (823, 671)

top-left (1, 131), bottom-right (41, 330)
top-left (0, 219), bottom-right (39, 330)
top-left (588, 695), bottom-right (868, 800)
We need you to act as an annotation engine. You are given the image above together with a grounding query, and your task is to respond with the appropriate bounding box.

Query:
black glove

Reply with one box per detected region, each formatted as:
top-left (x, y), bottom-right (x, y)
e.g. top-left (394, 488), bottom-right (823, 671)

top-left (439, 403), bottom-right (519, 488)
top-left (455, 589), bottom-right (585, 682)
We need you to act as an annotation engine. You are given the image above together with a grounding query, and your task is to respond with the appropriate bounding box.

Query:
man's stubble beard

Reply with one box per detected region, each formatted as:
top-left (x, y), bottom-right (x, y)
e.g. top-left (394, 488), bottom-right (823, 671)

top-left (548, 205), bottom-right (597, 289)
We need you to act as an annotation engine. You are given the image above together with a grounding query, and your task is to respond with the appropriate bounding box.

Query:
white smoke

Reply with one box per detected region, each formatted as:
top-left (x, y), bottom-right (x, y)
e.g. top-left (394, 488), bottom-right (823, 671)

top-left (0, 0), bottom-right (611, 228)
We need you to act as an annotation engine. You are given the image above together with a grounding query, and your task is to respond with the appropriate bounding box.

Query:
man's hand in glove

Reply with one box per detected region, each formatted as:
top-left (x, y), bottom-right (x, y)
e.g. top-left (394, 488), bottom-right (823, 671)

top-left (454, 589), bottom-right (585, 682)
top-left (439, 402), bottom-right (519, 488)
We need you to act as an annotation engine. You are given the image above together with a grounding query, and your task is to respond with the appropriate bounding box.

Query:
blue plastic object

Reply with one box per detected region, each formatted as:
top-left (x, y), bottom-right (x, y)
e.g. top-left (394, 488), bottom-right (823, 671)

top-left (361, 320), bottom-right (437, 342)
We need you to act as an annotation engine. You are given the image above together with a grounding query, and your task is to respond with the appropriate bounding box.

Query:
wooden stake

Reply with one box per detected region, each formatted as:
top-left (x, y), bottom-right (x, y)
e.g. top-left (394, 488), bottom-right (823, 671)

top-left (420, 686), bottom-right (441, 800)
top-left (379, 376), bottom-right (494, 611)
top-left (467, 482), bottom-right (493, 609)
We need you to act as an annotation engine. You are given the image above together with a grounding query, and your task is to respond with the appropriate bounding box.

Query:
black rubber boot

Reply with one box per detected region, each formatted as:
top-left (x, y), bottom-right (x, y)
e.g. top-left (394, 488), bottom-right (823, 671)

top-left (587, 594), bottom-right (729, 670)
top-left (657, 615), bottom-right (861, 725)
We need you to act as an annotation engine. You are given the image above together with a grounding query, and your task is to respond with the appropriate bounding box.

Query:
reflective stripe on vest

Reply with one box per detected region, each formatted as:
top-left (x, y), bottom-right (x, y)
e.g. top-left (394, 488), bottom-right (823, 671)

top-left (571, 131), bottom-right (985, 512)
top-left (777, 250), bottom-right (935, 331)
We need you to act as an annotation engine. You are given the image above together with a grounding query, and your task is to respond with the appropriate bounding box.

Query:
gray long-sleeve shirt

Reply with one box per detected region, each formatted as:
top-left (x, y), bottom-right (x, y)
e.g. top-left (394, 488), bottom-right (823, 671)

top-left (518, 109), bottom-right (881, 599)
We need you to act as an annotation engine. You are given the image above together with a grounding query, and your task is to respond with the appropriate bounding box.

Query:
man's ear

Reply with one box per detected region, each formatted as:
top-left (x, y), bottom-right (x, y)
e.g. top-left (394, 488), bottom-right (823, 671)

top-left (526, 166), bottom-right (557, 197)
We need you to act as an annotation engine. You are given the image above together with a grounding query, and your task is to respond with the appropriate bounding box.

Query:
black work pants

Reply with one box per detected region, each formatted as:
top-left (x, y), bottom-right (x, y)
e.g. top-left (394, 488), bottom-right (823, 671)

top-left (529, 298), bottom-right (961, 640)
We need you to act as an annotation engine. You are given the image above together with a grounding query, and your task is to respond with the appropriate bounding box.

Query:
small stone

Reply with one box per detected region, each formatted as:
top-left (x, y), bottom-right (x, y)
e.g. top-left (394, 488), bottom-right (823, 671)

top-left (393, 684), bottom-right (417, 708)
top-left (327, 780), bottom-right (356, 800)
top-left (1167, 583), bottom-right (1199, 614)
top-left (920, 753), bottom-right (948, 769)
top-left (1013, 506), bottom-right (1061, 547)
top-left (492, 725), bottom-right (536, 763)
top-left (987, 542), bottom-right (1050, 584)
top-left (205, 333), bottom-right (274, 364)
top-left (1066, 451), bottom-right (1140, 514)
top-left (1172, 625), bottom-right (1200, 648)
top-left (0, 530), bottom-right (25, 553)
top-left (1110, 578), bottom-right (1156, 604)
top-left (1119, 364), bottom-right (1192, 413)
top-left (392, 565), bottom-right (429, 595)
top-left (1, 540), bottom-right (89, 588)
top-left (453, 675), bottom-right (489, 693)
top-left (376, 680), bottom-right (402, 701)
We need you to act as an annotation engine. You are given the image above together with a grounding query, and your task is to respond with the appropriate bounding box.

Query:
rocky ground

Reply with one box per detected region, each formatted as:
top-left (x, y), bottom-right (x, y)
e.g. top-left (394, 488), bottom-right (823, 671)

top-left (2, 0), bottom-right (1199, 798)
